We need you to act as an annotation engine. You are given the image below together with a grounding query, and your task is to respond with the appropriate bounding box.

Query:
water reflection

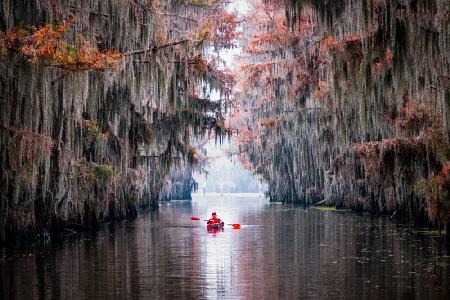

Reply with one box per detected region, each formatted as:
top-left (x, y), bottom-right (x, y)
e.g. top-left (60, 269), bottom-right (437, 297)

top-left (1, 195), bottom-right (450, 299)
top-left (207, 228), bottom-right (224, 234)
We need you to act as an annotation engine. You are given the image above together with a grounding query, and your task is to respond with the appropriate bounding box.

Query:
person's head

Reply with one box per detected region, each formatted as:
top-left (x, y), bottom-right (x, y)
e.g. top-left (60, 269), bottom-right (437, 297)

top-left (212, 212), bottom-right (217, 217)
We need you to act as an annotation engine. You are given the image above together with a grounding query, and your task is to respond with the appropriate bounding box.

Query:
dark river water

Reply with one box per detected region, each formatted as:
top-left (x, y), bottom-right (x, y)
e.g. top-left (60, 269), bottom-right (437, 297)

top-left (1, 194), bottom-right (450, 299)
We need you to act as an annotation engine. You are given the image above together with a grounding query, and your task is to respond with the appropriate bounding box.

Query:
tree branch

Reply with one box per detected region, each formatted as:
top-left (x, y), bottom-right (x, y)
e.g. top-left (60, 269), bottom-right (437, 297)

top-left (68, 5), bottom-right (113, 18)
top-left (282, 107), bottom-right (325, 113)
top-left (425, 83), bottom-right (443, 94)
top-left (369, 107), bottom-right (391, 121)
top-left (125, 39), bottom-right (190, 56)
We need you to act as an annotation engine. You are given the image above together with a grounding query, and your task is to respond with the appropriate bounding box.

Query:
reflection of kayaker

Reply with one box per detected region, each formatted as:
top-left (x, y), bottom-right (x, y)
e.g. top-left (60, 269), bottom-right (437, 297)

top-left (207, 212), bottom-right (224, 229)
top-left (207, 227), bottom-right (224, 234)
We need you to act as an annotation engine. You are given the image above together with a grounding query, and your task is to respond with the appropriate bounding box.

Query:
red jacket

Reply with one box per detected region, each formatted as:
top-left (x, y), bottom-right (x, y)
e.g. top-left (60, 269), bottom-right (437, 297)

top-left (207, 217), bottom-right (222, 224)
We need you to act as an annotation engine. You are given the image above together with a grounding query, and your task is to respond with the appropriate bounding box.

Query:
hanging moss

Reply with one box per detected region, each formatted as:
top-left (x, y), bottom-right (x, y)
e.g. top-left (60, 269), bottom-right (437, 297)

top-left (237, 0), bottom-right (449, 226)
top-left (0, 0), bottom-right (234, 243)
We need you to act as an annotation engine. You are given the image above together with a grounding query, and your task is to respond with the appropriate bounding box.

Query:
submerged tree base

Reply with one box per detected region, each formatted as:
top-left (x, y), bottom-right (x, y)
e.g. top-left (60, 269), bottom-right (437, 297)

top-left (1, 203), bottom-right (161, 247)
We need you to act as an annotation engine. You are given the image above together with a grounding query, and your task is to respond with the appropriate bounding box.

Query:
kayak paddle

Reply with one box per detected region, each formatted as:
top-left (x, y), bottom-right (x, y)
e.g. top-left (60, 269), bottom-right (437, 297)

top-left (191, 218), bottom-right (241, 229)
top-left (228, 224), bottom-right (241, 229)
top-left (191, 217), bottom-right (209, 221)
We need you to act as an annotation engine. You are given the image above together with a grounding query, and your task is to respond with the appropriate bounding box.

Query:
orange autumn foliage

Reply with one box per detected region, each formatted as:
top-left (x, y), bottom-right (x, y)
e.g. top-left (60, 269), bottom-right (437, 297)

top-left (211, 10), bottom-right (241, 49)
top-left (345, 34), bottom-right (361, 43)
top-left (394, 100), bottom-right (434, 132)
top-left (385, 48), bottom-right (393, 65)
top-left (313, 80), bottom-right (331, 101)
top-left (191, 53), bottom-right (209, 75)
top-left (372, 0), bottom-right (384, 9)
top-left (372, 48), bottom-right (394, 74)
top-left (322, 31), bottom-right (375, 55)
top-left (260, 118), bottom-right (277, 128)
top-left (322, 36), bottom-right (342, 52)
top-left (207, 59), bottom-right (236, 93)
top-left (0, 19), bottom-right (122, 71)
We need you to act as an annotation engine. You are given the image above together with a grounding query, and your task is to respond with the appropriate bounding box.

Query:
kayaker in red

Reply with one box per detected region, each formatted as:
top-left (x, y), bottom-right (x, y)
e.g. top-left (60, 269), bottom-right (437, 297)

top-left (207, 212), bottom-right (222, 224)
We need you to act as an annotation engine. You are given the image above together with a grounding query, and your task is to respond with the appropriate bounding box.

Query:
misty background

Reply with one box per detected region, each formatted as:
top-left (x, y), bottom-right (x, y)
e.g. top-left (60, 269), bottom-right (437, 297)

top-left (193, 141), bottom-right (267, 194)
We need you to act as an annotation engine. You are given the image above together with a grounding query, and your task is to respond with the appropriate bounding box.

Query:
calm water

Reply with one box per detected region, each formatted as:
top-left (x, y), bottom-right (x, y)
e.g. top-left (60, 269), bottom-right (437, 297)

top-left (1, 194), bottom-right (450, 299)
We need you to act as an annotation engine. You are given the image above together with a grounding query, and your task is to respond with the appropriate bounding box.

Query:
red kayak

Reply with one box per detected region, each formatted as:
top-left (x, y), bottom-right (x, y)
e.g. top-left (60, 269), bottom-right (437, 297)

top-left (207, 221), bottom-right (224, 229)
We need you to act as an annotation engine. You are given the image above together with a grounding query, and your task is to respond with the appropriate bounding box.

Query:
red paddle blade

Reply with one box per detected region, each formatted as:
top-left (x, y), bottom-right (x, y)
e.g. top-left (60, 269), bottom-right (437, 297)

top-left (191, 217), bottom-right (200, 221)
top-left (232, 224), bottom-right (241, 229)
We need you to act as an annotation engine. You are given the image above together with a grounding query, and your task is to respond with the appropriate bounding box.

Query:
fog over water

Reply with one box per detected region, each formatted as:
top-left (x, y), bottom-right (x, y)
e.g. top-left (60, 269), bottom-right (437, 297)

top-left (193, 141), bottom-right (267, 193)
